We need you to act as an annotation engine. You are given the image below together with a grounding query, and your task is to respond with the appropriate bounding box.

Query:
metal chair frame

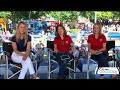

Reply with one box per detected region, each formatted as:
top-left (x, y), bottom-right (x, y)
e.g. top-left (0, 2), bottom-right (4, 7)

top-left (3, 49), bottom-right (38, 79)
top-left (48, 48), bottom-right (59, 79)
top-left (48, 48), bottom-right (77, 79)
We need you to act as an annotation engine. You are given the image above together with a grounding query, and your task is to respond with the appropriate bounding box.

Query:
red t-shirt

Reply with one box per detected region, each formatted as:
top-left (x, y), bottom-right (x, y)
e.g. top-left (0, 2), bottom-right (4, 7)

top-left (54, 35), bottom-right (73, 53)
top-left (87, 34), bottom-right (107, 52)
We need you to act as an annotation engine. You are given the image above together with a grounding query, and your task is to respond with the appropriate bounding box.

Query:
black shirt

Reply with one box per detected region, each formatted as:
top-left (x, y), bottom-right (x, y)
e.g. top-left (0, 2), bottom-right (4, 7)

top-left (11, 35), bottom-right (31, 52)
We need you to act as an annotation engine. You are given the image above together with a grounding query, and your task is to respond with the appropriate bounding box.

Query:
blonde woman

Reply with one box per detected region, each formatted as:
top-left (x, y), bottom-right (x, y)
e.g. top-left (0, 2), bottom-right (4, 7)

top-left (11, 21), bottom-right (39, 79)
top-left (87, 23), bottom-right (116, 79)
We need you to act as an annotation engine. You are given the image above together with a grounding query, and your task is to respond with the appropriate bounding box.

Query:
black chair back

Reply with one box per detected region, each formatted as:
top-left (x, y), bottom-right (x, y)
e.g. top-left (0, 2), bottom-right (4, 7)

top-left (3, 42), bottom-right (13, 55)
top-left (106, 41), bottom-right (115, 61)
top-left (47, 41), bottom-right (54, 51)
top-left (106, 41), bottom-right (115, 51)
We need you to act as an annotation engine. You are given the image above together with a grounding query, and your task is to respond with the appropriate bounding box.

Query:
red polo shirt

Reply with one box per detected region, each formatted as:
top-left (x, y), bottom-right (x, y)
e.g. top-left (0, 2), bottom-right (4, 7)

top-left (87, 34), bottom-right (107, 52)
top-left (54, 35), bottom-right (73, 53)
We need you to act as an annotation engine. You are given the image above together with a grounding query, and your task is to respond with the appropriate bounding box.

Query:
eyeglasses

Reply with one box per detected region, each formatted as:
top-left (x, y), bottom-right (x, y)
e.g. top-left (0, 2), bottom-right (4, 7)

top-left (62, 40), bottom-right (64, 46)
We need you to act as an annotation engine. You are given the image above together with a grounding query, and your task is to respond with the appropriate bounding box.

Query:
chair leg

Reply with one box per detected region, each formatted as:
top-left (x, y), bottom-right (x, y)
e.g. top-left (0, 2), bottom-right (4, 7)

top-left (4, 53), bottom-right (8, 79)
top-left (48, 49), bottom-right (51, 79)
top-left (74, 59), bottom-right (76, 79)
top-left (87, 53), bottom-right (91, 79)
top-left (67, 59), bottom-right (76, 79)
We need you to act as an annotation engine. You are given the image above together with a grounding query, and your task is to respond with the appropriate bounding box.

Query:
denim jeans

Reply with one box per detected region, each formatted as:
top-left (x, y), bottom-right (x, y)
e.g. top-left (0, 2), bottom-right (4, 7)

top-left (91, 52), bottom-right (109, 76)
top-left (91, 52), bottom-right (109, 67)
top-left (55, 52), bottom-right (72, 78)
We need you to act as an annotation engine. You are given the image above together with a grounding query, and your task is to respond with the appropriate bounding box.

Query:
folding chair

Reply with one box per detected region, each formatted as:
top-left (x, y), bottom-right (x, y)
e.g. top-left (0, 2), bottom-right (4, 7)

top-left (47, 41), bottom-right (76, 79)
top-left (48, 49), bottom-right (59, 79)
top-left (78, 44), bottom-right (98, 79)
top-left (2, 42), bottom-right (38, 79)
top-left (47, 41), bottom-right (59, 79)
top-left (107, 41), bottom-right (116, 67)
top-left (48, 50), bottom-right (77, 79)
top-left (47, 41), bottom-right (80, 79)
top-left (90, 41), bottom-right (115, 79)
top-left (78, 41), bottom-right (116, 79)
top-left (2, 42), bottom-right (21, 79)
top-left (66, 54), bottom-right (77, 79)
top-left (86, 52), bottom-right (98, 79)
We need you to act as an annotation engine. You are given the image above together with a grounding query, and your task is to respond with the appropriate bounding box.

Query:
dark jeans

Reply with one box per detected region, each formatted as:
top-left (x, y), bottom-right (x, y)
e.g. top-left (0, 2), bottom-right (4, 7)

top-left (55, 52), bottom-right (73, 78)
top-left (91, 52), bottom-right (109, 76)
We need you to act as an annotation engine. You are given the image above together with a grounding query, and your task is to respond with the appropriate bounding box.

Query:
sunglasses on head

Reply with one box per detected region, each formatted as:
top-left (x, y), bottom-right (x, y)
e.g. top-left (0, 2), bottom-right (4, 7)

top-left (62, 40), bottom-right (64, 46)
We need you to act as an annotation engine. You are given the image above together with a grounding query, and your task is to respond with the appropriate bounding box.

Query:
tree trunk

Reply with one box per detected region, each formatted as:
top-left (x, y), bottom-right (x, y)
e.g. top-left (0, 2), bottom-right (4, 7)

top-left (11, 11), bottom-right (17, 30)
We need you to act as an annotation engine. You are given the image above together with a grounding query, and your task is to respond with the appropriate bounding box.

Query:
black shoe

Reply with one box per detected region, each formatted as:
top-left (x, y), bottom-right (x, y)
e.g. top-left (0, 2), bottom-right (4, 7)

top-left (65, 75), bottom-right (69, 79)
top-left (57, 76), bottom-right (67, 79)
top-left (61, 76), bottom-right (66, 79)
top-left (59, 75), bottom-right (69, 79)
top-left (57, 76), bottom-right (62, 79)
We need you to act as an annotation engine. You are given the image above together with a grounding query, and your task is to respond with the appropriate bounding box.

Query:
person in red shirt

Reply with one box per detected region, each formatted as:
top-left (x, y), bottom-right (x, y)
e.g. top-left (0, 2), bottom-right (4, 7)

top-left (87, 23), bottom-right (116, 79)
top-left (54, 24), bottom-right (74, 79)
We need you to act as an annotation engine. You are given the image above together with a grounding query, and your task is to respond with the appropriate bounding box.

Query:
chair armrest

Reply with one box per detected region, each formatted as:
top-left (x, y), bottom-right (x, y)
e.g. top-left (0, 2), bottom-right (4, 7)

top-left (30, 51), bottom-right (37, 61)
top-left (30, 50), bottom-right (36, 55)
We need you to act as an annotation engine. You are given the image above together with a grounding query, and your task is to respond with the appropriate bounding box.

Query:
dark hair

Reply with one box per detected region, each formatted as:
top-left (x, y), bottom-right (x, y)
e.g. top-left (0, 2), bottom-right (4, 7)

top-left (55, 24), bottom-right (67, 38)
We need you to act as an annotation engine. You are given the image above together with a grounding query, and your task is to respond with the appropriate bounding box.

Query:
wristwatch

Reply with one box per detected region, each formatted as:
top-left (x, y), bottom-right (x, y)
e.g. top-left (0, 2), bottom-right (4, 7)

top-left (97, 49), bottom-right (99, 53)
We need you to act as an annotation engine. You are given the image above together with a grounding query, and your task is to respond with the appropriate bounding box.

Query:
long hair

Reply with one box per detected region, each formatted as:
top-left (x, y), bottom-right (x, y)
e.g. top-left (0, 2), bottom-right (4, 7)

top-left (55, 24), bottom-right (67, 38)
top-left (15, 21), bottom-right (28, 46)
top-left (93, 22), bottom-right (102, 36)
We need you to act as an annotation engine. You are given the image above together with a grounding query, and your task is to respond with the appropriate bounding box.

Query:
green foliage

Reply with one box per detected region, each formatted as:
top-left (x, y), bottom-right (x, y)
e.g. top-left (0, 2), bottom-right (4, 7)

top-left (46, 11), bottom-right (81, 22)
top-left (70, 29), bottom-right (79, 34)
top-left (30, 11), bottom-right (50, 19)
top-left (0, 11), bottom-right (120, 22)
top-left (97, 11), bottom-right (114, 19)
top-left (112, 11), bottom-right (120, 18)
top-left (0, 11), bottom-right (120, 30)
top-left (0, 11), bottom-right (11, 18)
top-left (79, 11), bottom-right (95, 19)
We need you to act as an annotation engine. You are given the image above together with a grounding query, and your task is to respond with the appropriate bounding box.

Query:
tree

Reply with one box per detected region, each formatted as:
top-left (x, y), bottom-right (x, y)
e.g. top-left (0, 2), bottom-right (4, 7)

top-left (79, 11), bottom-right (95, 19)
top-left (0, 11), bottom-right (11, 18)
top-left (97, 11), bottom-right (114, 19)
top-left (112, 11), bottom-right (120, 18)
top-left (29, 11), bottom-right (50, 19)
top-left (46, 11), bottom-right (81, 22)
top-left (1, 11), bottom-right (120, 30)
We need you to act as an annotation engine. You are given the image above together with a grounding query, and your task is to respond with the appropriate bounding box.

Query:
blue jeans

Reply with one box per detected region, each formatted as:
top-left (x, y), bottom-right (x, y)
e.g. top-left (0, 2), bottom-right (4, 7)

top-left (91, 52), bottom-right (109, 67)
top-left (91, 52), bottom-right (109, 76)
top-left (55, 52), bottom-right (72, 78)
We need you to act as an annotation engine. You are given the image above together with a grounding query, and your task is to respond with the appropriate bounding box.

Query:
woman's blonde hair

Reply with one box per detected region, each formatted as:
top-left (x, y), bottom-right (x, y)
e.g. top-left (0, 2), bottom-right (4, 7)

top-left (15, 21), bottom-right (28, 46)
top-left (93, 22), bottom-right (102, 36)
top-left (55, 24), bottom-right (67, 38)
